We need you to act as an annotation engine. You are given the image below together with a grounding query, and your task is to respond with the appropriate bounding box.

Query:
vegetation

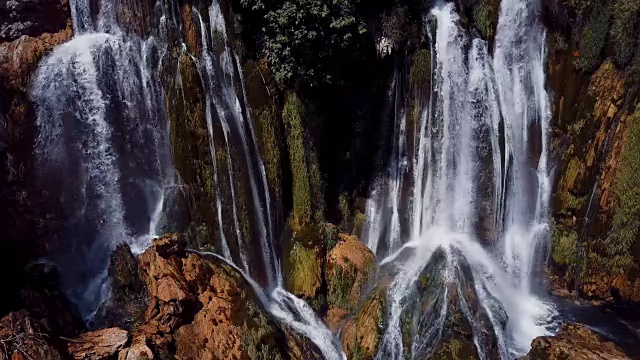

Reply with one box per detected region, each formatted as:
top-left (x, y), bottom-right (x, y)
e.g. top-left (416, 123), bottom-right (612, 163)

top-left (242, 300), bottom-right (284, 360)
top-left (255, 104), bottom-right (283, 205)
top-left (287, 242), bottom-right (321, 297)
top-left (472, 1), bottom-right (498, 41)
top-left (552, 222), bottom-right (579, 267)
top-left (409, 49), bottom-right (431, 92)
top-left (610, 0), bottom-right (640, 67)
top-left (605, 106), bottom-right (640, 272)
top-left (327, 261), bottom-right (355, 309)
top-left (283, 93), bottom-right (324, 231)
top-left (322, 223), bottom-right (340, 250)
top-left (239, 0), bottom-right (366, 84)
top-left (382, 4), bottom-right (420, 46)
top-left (574, 2), bottom-right (609, 72)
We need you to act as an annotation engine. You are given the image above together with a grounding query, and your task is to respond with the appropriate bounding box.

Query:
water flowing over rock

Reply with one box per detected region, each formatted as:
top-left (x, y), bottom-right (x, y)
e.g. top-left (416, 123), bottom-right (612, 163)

top-left (362, 0), bottom-right (557, 358)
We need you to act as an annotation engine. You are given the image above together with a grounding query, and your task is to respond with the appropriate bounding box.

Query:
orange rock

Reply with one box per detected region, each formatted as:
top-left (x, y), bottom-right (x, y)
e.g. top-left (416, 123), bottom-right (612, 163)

top-left (67, 328), bottom-right (129, 360)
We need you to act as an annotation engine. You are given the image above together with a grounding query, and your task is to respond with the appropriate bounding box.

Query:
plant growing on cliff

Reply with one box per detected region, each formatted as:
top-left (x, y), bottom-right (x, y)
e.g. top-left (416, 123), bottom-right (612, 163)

top-left (473, 1), bottom-right (498, 41)
top-left (409, 49), bottom-right (431, 92)
top-left (283, 93), bottom-right (324, 230)
top-left (240, 0), bottom-right (366, 84)
top-left (574, 2), bottom-right (609, 72)
top-left (610, 0), bottom-right (640, 67)
top-left (605, 106), bottom-right (640, 272)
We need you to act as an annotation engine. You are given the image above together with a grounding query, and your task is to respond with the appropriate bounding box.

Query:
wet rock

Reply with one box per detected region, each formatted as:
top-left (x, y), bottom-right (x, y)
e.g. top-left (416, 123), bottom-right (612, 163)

top-left (0, 311), bottom-right (64, 360)
top-left (67, 328), bottom-right (129, 360)
top-left (523, 323), bottom-right (631, 360)
top-left (0, 0), bottom-right (69, 41)
top-left (341, 286), bottom-right (387, 360)
top-left (326, 233), bottom-right (375, 311)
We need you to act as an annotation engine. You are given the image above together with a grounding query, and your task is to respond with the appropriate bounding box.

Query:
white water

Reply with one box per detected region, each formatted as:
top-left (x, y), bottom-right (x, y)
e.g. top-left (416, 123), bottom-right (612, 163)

top-left (366, 1), bottom-right (557, 358)
top-left (33, 0), bottom-right (174, 319)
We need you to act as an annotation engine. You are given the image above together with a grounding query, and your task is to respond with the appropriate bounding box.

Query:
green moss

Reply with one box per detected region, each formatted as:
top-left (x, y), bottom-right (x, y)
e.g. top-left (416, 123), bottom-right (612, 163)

top-left (409, 49), bottom-right (431, 92)
top-left (322, 223), bottom-right (340, 250)
top-left (283, 93), bottom-right (324, 231)
top-left (327, 261), bottom-right (355, 310)
top-left (473, 1), bottom-right (498, 41)
top-left (563, 157), bottom-right (585, 190)
top-left (605, 106), bottom-right (640, 272)
top-left (255, 104), bottom-right (283, 204)
top-left (552, 223), bottom-right (579, 266)
top-left (354, 211), bottom-right (366, 236)
top-left (242, 300), bottom-right (284, 360)
top-left (286, 242), bottom-right (321, 298)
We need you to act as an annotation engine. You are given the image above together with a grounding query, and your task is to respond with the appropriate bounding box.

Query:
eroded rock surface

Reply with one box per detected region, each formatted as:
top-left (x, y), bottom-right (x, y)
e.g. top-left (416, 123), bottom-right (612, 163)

top-left (524, 323), bottom-right (631, 360)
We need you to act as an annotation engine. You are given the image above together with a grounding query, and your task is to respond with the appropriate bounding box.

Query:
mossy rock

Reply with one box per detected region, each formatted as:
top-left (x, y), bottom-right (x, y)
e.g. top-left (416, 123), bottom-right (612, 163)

top-left (326, 234), bottom-right (375, 311)
top-left (341, 286), bottom-right (387, 360)
top-left (431, 335), bottom-right (480, 360)
top-left (286, 242), bottom-right (322, 299)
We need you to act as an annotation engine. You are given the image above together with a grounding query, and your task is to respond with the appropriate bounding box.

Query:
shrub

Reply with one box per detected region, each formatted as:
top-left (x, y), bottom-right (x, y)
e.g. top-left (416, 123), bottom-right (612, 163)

top-left (240, 0), bottom-right (366, 84)
top-left (574, 2), bottom-right (609, 72)
top-left (552, 223), bottom-right (579, 267)
top-left (610, 0), bottom-right (640, 67)
top-left (382, 4), bottom-right (420, 46)
top-left (473, 2), bottom-right (498, 41)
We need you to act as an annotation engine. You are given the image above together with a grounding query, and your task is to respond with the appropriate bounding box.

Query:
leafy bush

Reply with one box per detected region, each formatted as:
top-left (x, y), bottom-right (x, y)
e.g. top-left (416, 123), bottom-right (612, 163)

top-left (605, 106), bottom-right (640, 272)
top-left (552, 223), bottom-right (578, 266)
top-left (382, 4), bottom-right (420, 46)
top-left (574, 3), bottom-right (610, 72)
top-left (610, 0), bottom-right (640, 67)
top-left (240, 0), bottom-right (366, 84)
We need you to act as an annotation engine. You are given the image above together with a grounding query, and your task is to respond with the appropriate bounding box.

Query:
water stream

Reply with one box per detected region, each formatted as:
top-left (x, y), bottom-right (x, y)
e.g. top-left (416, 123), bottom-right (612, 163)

top-left (365, 0), bottom-right (558, 358)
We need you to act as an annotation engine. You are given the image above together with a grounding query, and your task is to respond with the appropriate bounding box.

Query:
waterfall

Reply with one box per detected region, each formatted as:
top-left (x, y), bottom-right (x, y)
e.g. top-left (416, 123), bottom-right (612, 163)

top-left (33, 1), bottom-right (174, 318)
top-left (365, 1), bottom-right (558, 358)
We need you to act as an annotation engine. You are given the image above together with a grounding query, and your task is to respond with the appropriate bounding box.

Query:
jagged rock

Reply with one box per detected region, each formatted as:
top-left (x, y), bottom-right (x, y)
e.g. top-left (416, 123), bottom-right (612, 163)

top-left (0, 0), bottom-right (69, 41)
top-left (118, 335), bottom-right (153, 360)
top-left (137, 234), bottom-right (321, 359)
top-left (523, 323), bottom-right (630, 360)
top-left (0, 311), bottom-right (64, 360)
top-left (67, 328), bottom-right (129, 360)
top-left (326, 233), bottom-right (375, 311)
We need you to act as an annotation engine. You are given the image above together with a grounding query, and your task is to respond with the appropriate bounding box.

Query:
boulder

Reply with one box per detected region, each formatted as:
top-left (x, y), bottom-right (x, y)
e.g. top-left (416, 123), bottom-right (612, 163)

top-left (523, 323), bottom-right (630, 360)
top-left (136, 234), bottom-right (320, 359)
top-left (341, 287), bottom-right (386, 360)
top-left (326, 233), bottom-right (375, 311)
top-left (118, 335), bottom-right (153, 360)
top-left (67, 328), bottom-right (129, 360)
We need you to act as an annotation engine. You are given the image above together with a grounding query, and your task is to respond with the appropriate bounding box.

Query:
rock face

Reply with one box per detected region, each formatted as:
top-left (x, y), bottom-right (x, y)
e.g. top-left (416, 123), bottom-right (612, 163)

top-left (0, 311), bottom-right (65, 360)
top-left (326, 234), bottom-right (375, 312)
top-left (524, 323), bottom-right (631, 360)
top-left (136, 234), bottom-right (317, 359)
top-left (67, 328), bottom-right (129, 360)
top-left (341, 287), bottom-right (386, 360)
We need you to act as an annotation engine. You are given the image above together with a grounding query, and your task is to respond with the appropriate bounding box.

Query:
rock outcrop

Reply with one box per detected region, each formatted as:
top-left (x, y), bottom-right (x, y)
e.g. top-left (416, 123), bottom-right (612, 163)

top-left (67, 328), bottom-right (129, 360)
top-left (524, 323), bottom-right (631, 360)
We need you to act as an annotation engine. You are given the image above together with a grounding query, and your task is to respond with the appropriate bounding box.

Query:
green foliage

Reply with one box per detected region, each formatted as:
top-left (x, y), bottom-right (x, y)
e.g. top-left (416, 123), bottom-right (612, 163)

top-left (242, 300), bottom-right (284, 360)
top-left (574, 2), bottom-right (610, 72)
top-left (287, 242), bottom-right (321, 296)
top-left (240, 0), bottom-right (366, 84)
top-left (473, 2), bottom-right (498, 41)
top-left (283, 93), bottom-right (324, 231)
top-left (605, 106), bottom-right (640, 272)
top-left (255, 104), bottom-right (283, 202)
top-left (339, 192), bottom-right (352, 229)
top-left (409, 49), bottom-right (431, 92)
top-left (322, 223), bottom-right (340, 250)
top-left (328, 261), bottom-right (355, 309)
top-left (382, 5), bottom-right (419, 46)
top-left (354, 211), bottom-right (366, 236)
top-left (552, 223), bottom-right (579, 266)
top-left (610, 0), bottom-right (640, 67)
top-left (185, 222), bottom-right (211, 249)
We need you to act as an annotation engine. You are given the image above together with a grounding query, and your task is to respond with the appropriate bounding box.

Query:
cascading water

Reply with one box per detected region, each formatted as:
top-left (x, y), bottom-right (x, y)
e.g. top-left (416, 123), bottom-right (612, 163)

top-left (365, 0), bottom-right (558, 358)
top-left (32, 0), bottom-right (174, 319)
top-left (33, 0), bottom-right (344, 355)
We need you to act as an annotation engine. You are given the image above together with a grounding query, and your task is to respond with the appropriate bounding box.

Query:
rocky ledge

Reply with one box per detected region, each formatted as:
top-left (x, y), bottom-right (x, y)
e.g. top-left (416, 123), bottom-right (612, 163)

top-left (0, 234), bottom-right (322, 359)
top-left (523, 323), bottom-right (631, 360)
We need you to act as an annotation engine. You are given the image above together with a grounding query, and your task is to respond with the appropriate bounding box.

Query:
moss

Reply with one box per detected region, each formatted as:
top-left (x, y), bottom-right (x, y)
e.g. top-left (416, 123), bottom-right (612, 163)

top-left (242, 300), bottom-right (284, 360)
top-left (327, 261), bottom-right (355, 310)
top-left (283, 93), bottom-right (324, 231)
top-left (354, 211), bottom-right (366, 236)
top-left (605, 105), bottom-right (640, 273)
top-left (322, 223), bottom-right (340, 250)
top-left (255, 104), bottom-right (283, 205)
top-left (552, 222), bottom-right (579, 266)
top-left (563, 157), bottom-right (585, 190)
top-left (286, 242), bottom-right (322, 298)
top-left (409, 49), bottom-right (431, 92)
top-left (473, 1), bottom-right (498, 42)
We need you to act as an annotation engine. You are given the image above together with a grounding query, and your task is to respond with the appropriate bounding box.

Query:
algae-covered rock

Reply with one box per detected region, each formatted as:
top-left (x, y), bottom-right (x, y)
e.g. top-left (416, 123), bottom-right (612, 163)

top-left (286, 242), bottom-right (322, 299)
top-left (326, 234), bottom-right (375, 311)
top-left (341, 287), bottom-right (386, 360)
